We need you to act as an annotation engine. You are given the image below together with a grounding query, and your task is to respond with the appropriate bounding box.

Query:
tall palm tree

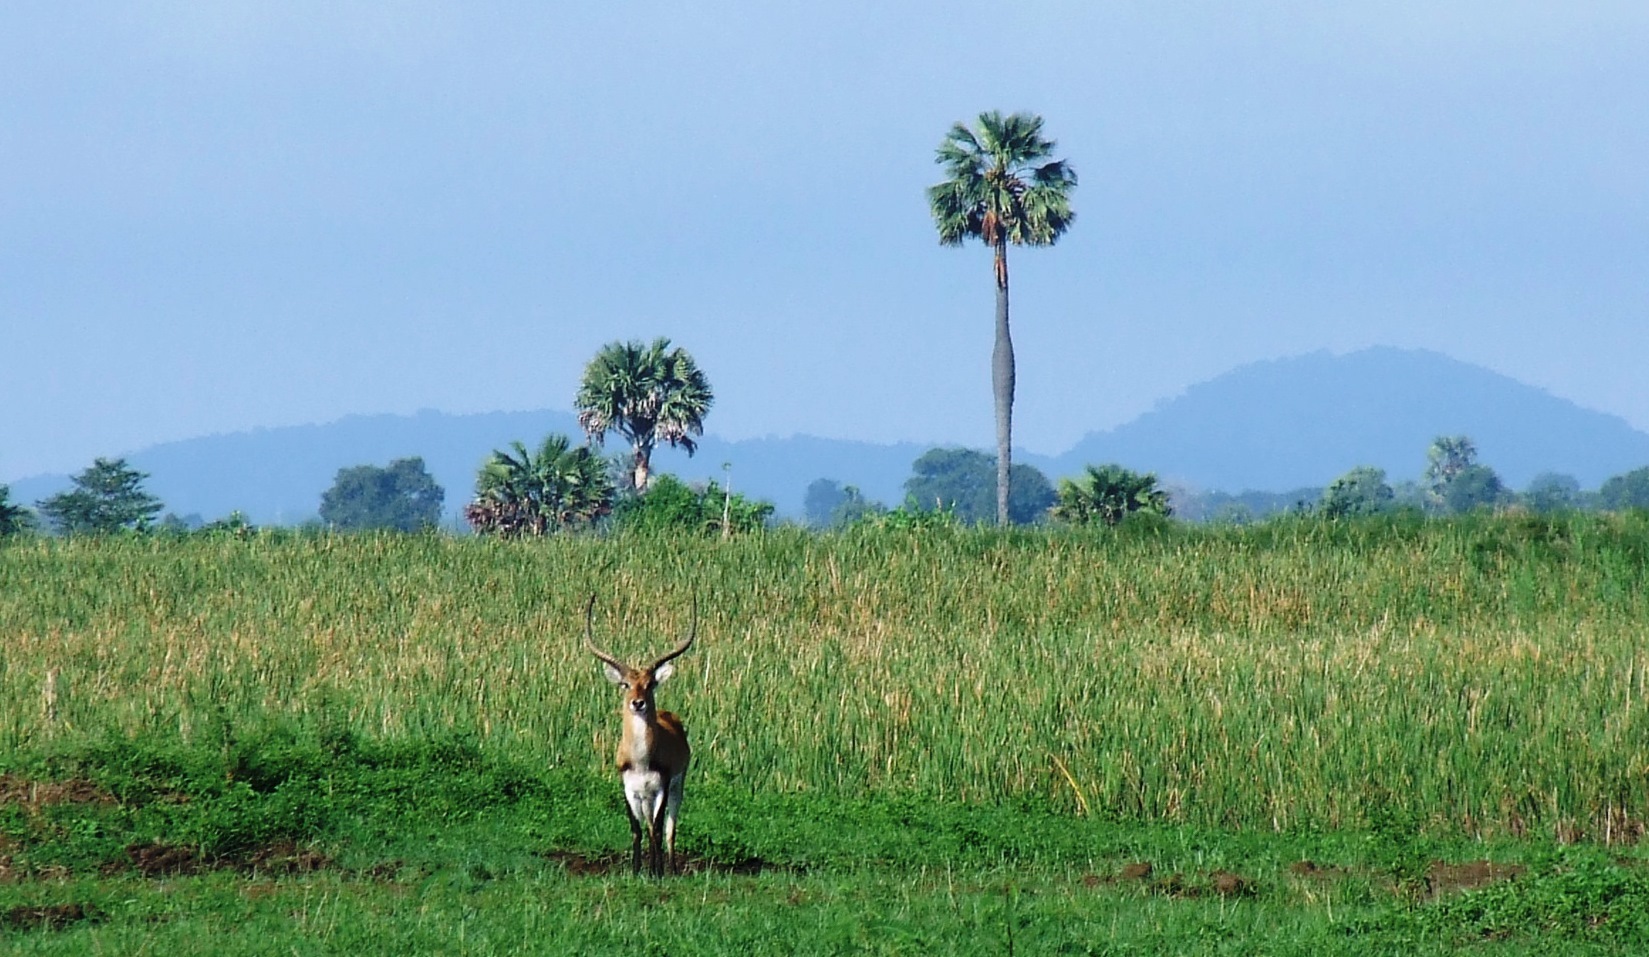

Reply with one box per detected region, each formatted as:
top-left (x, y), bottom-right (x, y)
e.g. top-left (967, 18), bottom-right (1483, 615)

top-left (465, 433), bottom-right (612, 537)
top-left (928, 111), bottom-right (1076, 526)
top-left (575, 337), bottom-right (714, 493)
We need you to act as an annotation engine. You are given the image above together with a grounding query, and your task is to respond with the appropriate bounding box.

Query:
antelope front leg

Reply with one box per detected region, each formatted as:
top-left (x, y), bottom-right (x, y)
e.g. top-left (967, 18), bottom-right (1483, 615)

top-left (650, 800), bottom-right (668, 877)
top-left (628, 810), bottom-right (644, 875)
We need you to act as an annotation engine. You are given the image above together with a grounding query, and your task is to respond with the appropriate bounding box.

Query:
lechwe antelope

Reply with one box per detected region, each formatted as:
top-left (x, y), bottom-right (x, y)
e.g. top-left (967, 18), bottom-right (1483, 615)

top-left (584, 593), bottom-right (696, 877)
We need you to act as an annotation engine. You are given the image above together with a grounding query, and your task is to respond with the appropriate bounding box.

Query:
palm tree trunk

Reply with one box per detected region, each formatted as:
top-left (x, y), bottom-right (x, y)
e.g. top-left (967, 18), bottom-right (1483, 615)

top-left (633, 443), bottom-right (652, 493)
top-left (992, 239), bottom-right (1014, 527)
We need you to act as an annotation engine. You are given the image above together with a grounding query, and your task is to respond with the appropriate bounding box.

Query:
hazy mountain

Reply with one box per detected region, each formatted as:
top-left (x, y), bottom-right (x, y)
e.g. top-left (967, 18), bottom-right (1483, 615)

top-left (8, 347), bottom-right (1648, 524)
top-left (4, 409), bottom-right (929, 524)
top-left (1054, 347), bottom-right (1649, 492)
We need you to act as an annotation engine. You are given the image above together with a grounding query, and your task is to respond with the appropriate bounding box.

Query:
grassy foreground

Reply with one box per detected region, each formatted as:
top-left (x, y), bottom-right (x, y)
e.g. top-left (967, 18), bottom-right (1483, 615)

top-left (2, 514), bottom-right (1648, 951)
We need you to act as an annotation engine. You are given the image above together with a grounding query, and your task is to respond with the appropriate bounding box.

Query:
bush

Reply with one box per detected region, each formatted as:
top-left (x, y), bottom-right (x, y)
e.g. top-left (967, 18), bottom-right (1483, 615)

top-left (608, 474), bottom-right (773, 535)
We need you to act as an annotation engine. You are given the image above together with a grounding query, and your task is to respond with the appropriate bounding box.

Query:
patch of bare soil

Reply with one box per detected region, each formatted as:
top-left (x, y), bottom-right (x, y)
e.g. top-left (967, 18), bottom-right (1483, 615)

top-left (1601, 811), bottom-right (1649, 846)
top-left (538, 850), bottom-right (797, 878)
top-left (1081, 861), bottom-right (1256, 898)
top-left (1288, 860), bottom-right (1351, 881)
top-left (1, 902), bottom-right (102, 932)
top-left (1119, 861), bottom-right (1154, 881)
top-left (1425, 860), bottom-right (1525, 901)
top-left (1210, 870), bottom-right (1258, 898)
top-left (110, 840), bottom-right (333, 879)
top-left (0, 775), bottom-right (116, 811)
top-left (1082, 861), bottom-right (1152, 887)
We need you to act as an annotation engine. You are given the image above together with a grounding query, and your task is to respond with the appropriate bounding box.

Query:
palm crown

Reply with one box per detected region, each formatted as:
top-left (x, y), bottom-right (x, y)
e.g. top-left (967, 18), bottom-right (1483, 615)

top-left (466, 433), bottom-right (613, 536)
top-left (928, 111), bottom-right (1076, 262)
top-left (575, 337), bottom-right (714, 492)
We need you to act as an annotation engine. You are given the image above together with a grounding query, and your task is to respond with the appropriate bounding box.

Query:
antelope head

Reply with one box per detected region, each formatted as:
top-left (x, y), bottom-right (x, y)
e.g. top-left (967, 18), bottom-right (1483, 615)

top-left (584, 594), bottom-right (696, 720)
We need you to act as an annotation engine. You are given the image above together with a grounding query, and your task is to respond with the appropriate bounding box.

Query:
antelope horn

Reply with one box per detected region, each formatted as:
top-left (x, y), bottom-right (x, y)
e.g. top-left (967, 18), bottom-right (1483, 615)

top-left (584, 593), bottom-right (629, 671)
top-left (650, 594), bottom-right (697, 670)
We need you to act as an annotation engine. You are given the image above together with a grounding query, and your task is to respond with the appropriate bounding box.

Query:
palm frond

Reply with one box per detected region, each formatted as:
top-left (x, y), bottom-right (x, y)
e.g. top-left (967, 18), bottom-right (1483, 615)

top-left (929, 110), bottom-right (1076, 251)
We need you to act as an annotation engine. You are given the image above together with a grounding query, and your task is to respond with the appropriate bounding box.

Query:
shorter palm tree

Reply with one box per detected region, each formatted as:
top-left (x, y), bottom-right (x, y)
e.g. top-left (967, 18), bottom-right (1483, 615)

top-left (1051, 464), bottom-right (1171, 527)
top-left (575, 338), bottom-right (714, 493)
top-left (465, 434), bottom-right (612, 537)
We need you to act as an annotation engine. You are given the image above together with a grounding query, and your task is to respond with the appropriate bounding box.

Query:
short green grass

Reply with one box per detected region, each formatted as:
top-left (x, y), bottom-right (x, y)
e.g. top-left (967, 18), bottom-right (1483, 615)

top-left (2, 732), bottom-right (1646, 954)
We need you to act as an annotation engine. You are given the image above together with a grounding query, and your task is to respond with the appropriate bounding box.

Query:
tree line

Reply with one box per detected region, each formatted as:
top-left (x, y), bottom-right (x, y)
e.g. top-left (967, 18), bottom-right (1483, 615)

top-left (11, 427), bottom-right (1648, 540)
top-left (803, 434), bottom-right (1649, 530)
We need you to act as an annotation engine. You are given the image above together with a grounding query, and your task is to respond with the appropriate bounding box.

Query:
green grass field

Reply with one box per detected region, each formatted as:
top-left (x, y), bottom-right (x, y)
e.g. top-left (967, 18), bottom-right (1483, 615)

top-left (2, 514), bottom-right (1647, 952)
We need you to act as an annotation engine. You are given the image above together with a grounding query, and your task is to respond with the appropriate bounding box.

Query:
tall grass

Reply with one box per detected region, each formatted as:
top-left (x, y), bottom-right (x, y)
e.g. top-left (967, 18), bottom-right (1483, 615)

top-left (2, 512), bottom-right (1646, 839)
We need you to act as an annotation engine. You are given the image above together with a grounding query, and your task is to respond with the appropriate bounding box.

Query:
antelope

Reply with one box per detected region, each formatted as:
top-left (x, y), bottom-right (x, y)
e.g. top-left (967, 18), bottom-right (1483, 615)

top-left (584, 593), bottom-right (695, 877)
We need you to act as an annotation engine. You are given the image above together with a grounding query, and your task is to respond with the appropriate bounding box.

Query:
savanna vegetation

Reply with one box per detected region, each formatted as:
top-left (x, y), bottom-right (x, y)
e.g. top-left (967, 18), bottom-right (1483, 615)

top-left (3, 514), bottom-right (1648, 953)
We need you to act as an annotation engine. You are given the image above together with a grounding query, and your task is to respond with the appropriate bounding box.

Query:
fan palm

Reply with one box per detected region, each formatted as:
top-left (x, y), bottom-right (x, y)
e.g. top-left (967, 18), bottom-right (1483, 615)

top-left (1050, 464), bottom-right (1170, 527)
top-left (575, 337), bottom-right (714, 493)
top-left (465, 434), bottom-right (612, 537)
top-left (928, 111), bottom-right (1076, 526)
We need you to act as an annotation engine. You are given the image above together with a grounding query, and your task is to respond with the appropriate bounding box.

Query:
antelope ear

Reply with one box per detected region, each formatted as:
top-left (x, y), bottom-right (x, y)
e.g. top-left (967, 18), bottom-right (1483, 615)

top-left (654, 661), bottom-right (675, 684)
top-left (601, 663), bottom-right (627, 686)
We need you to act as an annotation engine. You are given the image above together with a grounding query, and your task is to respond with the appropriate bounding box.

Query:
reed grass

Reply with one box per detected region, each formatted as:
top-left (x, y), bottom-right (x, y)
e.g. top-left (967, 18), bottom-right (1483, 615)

top-left (3, 511), bottom-right (1646, 839)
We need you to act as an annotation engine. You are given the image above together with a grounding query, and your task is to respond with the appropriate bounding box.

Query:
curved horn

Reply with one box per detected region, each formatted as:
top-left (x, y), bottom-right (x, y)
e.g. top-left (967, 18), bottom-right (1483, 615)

top-left (584, 593), bottom-right (629, 672)
top-left (650, 593), bottom-right (697, 670)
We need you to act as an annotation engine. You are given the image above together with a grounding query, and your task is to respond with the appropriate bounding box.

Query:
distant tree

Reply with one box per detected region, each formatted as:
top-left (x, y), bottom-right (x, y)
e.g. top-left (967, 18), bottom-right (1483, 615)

top-left (1173, 487), bottom-right (1323, 523)
top-left (466, 434), bottom-right (613, 537)
top-left (319, 457), bottom-right (444, 532)
top-left (1598, 466), bottom-right (1649, 511)
top-left (829, 485), bottom-right (887, 527)
top-left (903, 447), bottom-right (1054, 525)
top-left (1390, 480), bottom-right (1429, 511)
top-left (929, 111), bottom-right (1076, 526)
top-left (803, 479), bottom-right (848, 527)
top-left (156, 513), bottom-right (204, 535)
top-left (1422, 435), bottom-right (1478, 510)
top-left (1319, 466), bottom-right (1395, 518)
top-left (1523, 472), bottom-right (1582, 514)
top-left (36, 458), bottom-right (163, 535)
top-left (1440, 464), bottom-right (1511, 514)
top-left (200, 511), bottom-right (256, 538)
top-left (802, 479), bottom-right (888, 529)
top-left (609, 473), bottom-right (773, 535)
top-left (576, 337), bottom-right (714, 493)
top-left (1050, 464), bottom-right (1172, 527)
top-left (1208, 502), bottom-right (1255, 526)
top-left (0, 483), bottom-right (38, 537)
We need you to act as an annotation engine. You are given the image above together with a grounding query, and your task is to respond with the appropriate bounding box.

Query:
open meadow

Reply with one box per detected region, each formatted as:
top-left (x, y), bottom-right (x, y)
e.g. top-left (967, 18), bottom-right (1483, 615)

top-left (2, 514), bottom-right (1648, 953)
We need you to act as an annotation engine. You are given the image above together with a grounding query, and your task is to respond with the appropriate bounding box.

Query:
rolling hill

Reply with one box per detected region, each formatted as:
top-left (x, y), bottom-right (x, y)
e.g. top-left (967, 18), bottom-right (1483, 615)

top-left (8, 348), bottom-right (1647, 523)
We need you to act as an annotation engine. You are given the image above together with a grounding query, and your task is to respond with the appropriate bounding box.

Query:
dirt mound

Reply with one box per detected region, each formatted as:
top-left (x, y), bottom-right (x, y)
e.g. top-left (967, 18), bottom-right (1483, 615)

top-left (1081, 862), bottom-right (1256, 898)
top-left (1, 902), bottom-right (102, 931)
top-left (1210, 870), bottom-right (1258, 897)
top-left (541, 850), bottom-right (626, 877)
top-left (112, 840), bottom-right (332, 878)
top-left (1425, 860), bottom-right (1525, 900)
top-left (0, 775), bottom-right (116, 810)
top-left (1289, 860), bottom-right (1350, 880)
top-left (1081, 861), bottom-right (1151, 887)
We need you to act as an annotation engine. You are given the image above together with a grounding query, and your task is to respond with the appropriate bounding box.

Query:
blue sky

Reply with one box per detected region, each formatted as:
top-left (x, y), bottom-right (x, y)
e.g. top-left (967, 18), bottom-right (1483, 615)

top-left (4, 2), bottom-right (1645, 481)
